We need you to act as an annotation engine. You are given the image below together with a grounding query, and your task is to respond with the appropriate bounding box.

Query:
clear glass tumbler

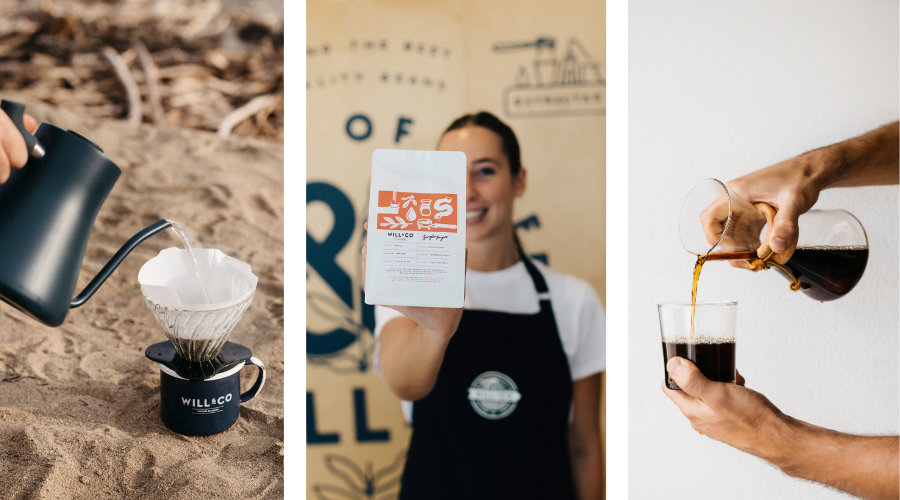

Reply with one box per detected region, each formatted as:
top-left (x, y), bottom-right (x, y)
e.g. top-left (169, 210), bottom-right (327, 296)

top-left (659, 302), bottom-right (737, 391)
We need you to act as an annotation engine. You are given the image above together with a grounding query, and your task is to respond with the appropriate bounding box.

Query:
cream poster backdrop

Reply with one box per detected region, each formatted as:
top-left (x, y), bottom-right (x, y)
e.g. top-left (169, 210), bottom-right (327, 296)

top-left (307, 1), bottom-right (605, 498)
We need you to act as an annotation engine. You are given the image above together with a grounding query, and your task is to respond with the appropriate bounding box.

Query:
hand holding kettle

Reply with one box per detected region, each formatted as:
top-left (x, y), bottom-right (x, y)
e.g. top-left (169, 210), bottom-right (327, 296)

top-left (0, 105), bottom-right (38, 183)
top-left (0, 99), bottom-right (175, 327)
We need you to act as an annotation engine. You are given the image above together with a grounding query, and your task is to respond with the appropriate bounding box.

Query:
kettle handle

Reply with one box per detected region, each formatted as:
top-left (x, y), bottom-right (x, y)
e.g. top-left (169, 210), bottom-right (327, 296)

top-left (70, 219), bottom-right (172, 309)
top-left (0, 100), bottom-right (42, 158)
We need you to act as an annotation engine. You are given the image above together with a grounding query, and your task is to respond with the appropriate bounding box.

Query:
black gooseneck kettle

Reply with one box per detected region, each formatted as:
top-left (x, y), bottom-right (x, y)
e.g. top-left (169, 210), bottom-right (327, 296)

top-left (0, 100), bottom-right (172, 326)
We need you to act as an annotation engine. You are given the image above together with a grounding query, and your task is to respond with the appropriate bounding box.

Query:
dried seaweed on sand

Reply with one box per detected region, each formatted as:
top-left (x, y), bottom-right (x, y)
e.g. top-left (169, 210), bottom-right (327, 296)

top-left (0, 0), bottom-right (284, 142)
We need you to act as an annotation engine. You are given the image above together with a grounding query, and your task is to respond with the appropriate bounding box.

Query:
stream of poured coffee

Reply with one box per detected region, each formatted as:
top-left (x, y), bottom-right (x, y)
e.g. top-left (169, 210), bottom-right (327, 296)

top-left (166, 220), bottom-right (212, 304)
top-left (690, 255), bottom-right (707, 339)
top-left (691, 251), bottom-right (765, 338)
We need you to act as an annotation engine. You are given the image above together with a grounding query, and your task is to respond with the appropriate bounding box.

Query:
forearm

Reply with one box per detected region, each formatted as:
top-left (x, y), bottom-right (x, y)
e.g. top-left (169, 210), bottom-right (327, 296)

top-left (803, 121), bottom-right (900, 190)
top-left (380, 319), bottom-right (451, 401)
top-left (570, 445), bottom-right (602, 500)
top-left (759, 415), bottom-right (899, 500)
top-left (568, 373), bottom-right (604, 499)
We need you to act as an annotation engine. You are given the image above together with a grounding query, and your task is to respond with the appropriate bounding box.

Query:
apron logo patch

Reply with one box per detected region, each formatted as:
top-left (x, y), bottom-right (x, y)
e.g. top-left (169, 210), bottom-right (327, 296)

top-left (467, 371), bottom-right (522, 420)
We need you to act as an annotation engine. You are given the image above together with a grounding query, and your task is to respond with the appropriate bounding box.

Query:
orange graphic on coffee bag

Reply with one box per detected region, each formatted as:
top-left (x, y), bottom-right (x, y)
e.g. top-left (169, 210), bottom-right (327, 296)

top-left (377, 191), bottom-right (457, 233)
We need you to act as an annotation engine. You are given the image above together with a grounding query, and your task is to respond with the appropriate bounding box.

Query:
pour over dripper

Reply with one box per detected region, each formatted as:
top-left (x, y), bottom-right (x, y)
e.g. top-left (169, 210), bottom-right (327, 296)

top-left (139, 248), bottom-right (257, 362)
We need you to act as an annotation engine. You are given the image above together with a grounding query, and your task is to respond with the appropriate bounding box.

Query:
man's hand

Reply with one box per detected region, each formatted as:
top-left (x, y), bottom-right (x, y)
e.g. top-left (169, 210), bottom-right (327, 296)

top-left (662, 357), bottom-right (785, 458)
top-left (727, 121), bottom-right (899, 255)
top-left (0, 111), bottom-right (37, 183)
top-left (662, 356), bottom-right (900, 500)
top-left (727, 160), bottom-right (823, 253)
top-left (696, 187), bottom-right (768, 270)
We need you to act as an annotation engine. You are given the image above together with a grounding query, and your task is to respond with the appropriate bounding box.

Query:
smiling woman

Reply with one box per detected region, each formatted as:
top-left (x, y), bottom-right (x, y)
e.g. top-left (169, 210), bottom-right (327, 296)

top-left (440, 114), bottom-right (525, 271)
top-left (366, 111), bottom-right (606, 500)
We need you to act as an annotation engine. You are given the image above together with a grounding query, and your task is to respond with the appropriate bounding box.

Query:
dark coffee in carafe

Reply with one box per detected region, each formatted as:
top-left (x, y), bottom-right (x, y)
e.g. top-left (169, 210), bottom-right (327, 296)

top-left (782, 246), bottom-right (868, 301)
top-left (701, 245), bottom-right (869, 301)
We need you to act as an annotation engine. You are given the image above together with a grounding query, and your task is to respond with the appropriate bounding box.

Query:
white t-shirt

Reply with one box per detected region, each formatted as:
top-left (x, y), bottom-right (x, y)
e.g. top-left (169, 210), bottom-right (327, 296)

top-left (374, 259), bottom-right (606, 421)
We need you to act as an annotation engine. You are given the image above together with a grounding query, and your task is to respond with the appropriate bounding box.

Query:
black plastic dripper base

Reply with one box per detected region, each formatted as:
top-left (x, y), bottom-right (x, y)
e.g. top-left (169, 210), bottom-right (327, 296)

top-left (145, 340), bottom-right (252, 380)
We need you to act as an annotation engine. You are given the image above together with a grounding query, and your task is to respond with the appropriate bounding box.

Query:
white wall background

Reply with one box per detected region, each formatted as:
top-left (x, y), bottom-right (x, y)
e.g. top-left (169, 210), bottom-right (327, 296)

top-left (628, 2), bottom-right (899, 499)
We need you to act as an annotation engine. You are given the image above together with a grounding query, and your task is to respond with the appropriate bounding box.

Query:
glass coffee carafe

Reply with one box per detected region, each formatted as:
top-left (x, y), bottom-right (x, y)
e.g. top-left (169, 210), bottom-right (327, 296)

top-left (680, 179), bottom-right (869, 301)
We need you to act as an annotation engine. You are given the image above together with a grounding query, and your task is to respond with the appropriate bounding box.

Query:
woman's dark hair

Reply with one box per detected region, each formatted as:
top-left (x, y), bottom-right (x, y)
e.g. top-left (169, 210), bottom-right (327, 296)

top-left (443, 111), bottom-right (522, 177)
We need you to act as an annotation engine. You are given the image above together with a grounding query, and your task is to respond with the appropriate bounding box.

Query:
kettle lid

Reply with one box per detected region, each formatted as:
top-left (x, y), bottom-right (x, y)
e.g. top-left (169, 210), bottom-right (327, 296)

top-left (68, 130), bottom-right (104, 153)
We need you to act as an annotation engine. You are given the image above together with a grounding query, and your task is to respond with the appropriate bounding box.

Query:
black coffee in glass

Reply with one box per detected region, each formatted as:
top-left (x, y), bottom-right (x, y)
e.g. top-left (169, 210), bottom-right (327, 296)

top-left (662, 339), bottom-right (735, 391)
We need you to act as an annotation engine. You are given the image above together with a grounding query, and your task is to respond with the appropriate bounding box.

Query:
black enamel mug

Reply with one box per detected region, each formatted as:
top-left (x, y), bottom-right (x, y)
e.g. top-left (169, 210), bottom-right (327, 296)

top-left (147, 341), bottom-right (265, 436)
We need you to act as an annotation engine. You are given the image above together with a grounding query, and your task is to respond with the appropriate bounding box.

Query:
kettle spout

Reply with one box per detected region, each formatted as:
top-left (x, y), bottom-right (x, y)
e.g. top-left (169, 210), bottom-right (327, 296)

top-left (70, 220), bottom-right (172, 308)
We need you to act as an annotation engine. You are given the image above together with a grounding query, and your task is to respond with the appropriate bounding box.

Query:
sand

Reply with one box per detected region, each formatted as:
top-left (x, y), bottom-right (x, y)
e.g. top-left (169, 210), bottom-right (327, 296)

top-left (0, 97), bottom-right (284, 499)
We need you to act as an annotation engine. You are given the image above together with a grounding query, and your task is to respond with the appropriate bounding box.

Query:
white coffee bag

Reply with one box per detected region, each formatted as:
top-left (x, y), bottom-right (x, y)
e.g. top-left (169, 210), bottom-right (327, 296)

top-left (365, 149), bottom-right (466, 308)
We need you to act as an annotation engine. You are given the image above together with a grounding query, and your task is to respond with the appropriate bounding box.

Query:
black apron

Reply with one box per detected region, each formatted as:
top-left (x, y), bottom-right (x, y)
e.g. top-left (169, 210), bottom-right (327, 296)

top-left (399, 256), bottom-right (576, 500)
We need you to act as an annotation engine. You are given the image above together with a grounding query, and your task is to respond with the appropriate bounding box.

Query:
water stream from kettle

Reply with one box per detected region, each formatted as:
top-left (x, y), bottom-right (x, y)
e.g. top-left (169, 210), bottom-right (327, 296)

top-left (166, 220), bottom-right (212, 304)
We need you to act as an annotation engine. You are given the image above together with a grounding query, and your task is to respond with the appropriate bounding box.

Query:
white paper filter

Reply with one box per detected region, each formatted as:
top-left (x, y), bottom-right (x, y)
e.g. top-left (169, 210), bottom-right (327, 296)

top-left (365, 149), bottom-right (466, 308)
top-left (138, 248), bottom-right (257, 361)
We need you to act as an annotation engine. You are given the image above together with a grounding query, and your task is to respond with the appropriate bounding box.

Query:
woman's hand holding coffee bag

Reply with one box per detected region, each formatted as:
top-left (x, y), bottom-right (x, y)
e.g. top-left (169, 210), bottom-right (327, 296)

top-left (361, 223), bottom-right (465, 339)
top-left (362, 222), bottom-right (465, 400)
